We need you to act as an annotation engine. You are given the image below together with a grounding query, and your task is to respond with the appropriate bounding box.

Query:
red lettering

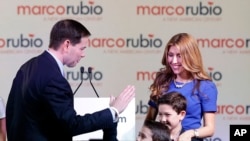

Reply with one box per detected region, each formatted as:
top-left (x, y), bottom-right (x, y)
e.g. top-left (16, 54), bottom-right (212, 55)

top-left (217, 105), bottom-right (247, 115)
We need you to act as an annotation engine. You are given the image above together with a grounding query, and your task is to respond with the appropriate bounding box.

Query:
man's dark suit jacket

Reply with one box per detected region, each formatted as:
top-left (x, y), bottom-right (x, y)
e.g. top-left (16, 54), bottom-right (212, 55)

top-left (6, 51), bottom-right (117, 141)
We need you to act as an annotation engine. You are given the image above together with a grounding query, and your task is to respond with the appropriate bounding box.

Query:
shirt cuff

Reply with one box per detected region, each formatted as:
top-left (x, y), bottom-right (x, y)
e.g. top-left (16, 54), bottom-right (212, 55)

top-left (109, 107), bottom-right (119, 123)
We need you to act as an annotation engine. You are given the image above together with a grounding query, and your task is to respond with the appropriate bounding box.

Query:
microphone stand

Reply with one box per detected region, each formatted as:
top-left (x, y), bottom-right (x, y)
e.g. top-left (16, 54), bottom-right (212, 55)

top-left (73, 66), bottom-right (84, 95)
top-left (88, 67), bottom-right (99, 98)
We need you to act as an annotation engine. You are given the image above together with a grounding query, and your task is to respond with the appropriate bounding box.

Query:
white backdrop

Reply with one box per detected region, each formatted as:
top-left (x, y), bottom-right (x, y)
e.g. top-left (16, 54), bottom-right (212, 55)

top-left (1, 0), bottom-right (250, 141)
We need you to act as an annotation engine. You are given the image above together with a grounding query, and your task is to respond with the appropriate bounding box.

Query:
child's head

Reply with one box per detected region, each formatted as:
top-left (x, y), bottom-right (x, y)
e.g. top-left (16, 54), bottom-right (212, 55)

top-left (137, 120), bottom-right (170, 141)
top-left (157, 91), bottom-right (186, 131)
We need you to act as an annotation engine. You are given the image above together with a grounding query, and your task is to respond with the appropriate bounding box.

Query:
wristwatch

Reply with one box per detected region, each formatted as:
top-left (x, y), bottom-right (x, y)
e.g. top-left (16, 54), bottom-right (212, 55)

top-left (194, 129), bottom-right (199, 138)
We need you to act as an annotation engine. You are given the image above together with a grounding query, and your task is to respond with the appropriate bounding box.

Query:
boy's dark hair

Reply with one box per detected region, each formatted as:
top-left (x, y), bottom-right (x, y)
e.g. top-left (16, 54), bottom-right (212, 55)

top-left (144, 120), bottom-right (171, 141)
top-left (157, 91), bottom-right (187, 114)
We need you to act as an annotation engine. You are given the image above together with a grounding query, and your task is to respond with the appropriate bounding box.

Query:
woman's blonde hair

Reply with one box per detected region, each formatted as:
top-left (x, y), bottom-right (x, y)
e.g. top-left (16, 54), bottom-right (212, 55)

top-left (150, 33), bottom-right (211, 101)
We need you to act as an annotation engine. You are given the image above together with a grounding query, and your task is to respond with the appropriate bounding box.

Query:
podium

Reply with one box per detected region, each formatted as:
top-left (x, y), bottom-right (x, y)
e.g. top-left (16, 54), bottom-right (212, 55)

top-left (73, 98), bottom-right (135, 141)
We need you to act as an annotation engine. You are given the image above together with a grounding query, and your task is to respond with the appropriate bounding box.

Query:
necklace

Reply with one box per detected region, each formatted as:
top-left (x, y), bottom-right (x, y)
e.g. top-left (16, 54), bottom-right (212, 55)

top-left (173, 79), bottom-right (192, 88)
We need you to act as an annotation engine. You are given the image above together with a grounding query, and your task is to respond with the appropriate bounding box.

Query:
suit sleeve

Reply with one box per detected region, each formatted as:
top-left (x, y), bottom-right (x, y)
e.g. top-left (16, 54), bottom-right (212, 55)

top-left (102, 122), bottom-right (118, 141)
top-left (42, 77), bottom-right (115, 136)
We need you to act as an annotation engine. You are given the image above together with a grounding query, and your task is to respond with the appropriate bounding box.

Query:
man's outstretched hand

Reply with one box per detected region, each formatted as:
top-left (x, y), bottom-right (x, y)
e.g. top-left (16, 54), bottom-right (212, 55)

top-left (109, 85), bottom-right (135, 114)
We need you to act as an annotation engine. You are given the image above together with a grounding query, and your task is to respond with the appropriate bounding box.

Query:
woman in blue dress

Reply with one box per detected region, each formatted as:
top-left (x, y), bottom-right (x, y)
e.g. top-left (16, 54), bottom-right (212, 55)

top-left (145, 33), bottom-right (218, 141)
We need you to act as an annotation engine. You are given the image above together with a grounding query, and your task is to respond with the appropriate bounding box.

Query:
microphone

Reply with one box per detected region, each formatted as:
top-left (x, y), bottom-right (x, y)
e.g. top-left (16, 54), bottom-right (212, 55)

top-left (73, 66), bottom-right (84, 95)
top-left (88, 67), bottom-right (99, 98)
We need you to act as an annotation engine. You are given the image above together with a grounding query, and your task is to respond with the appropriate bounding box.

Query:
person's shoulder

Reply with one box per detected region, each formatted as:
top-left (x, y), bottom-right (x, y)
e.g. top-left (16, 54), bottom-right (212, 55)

top-left (200, 80), bottom-right (216, 86)
top-left (199, 80), bottom-right (217, 91)
top-left (199, 80), bottom-right (217, 89)
top-left (20, 51), bottom-right (46, 67)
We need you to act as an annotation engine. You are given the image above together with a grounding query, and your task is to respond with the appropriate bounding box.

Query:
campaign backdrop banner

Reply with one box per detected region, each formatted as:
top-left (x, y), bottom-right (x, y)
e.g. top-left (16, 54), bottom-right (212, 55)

top-left (0, 0), bottom-right (250, 141)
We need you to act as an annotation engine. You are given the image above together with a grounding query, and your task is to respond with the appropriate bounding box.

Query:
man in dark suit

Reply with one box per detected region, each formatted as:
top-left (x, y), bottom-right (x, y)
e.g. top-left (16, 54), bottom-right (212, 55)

top-left (6, 19), bottom-right (135, 141)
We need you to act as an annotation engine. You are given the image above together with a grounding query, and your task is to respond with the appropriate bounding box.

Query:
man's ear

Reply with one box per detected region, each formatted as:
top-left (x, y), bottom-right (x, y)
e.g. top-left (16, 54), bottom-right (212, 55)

top-left (62, 40), bottom-right (70, 52)
top-left (65, 40), bottom-right (70, 47)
